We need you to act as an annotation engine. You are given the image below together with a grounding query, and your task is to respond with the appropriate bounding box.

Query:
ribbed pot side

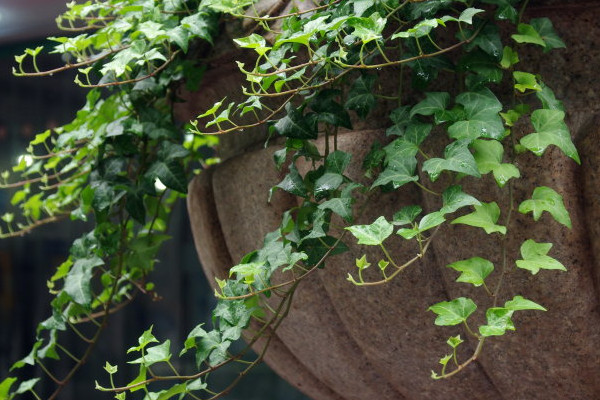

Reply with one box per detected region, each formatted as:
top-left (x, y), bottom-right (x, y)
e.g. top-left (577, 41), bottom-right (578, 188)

top-left (181, 3), bottom-right (600, 400)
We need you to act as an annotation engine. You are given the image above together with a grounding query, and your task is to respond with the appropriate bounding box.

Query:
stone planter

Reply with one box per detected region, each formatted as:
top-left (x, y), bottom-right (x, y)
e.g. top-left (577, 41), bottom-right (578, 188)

top-left (180, 3), bottom-right (600, 399)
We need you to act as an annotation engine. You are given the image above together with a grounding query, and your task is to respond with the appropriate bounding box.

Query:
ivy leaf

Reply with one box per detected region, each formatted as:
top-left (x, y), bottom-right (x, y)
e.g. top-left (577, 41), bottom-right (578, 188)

top-left (479, 307), bottom-right (515, 336)
top-left (14, 378), bottom-right (40, 395)
top-left (146, 160), bottom-right (188, 194)
top-left (500, 46), bottom-right (519, 69)
top-left (440, 185), bottom-right (481, 214)
top-left (229, 262), bottom-right (265, 285)
top-left (325, 150), bottom-right (351, 174)
top-left (410, 92), bottom-right (450, 118)
top-left (447, 257), bottom-right (494, 287)
top-left (447, 89), bottom-right (504, 141)
top-left (345, 74), bottom-right (376, 118)
top-left (451, 202), bottom-right (506, 234)
top-left (512, 23), bottom-right (546, 47)
top-left (518, 186), bottom-right (572, 228)
top-left (458, 8), bottom-right (484, 24)
top-left (318, 197), bottom-right (353, 222)
top-left (520, 109), bottom-right (579, 163)
top-left (129, 340), bottom-right (171, 366)
top-left (314, 172), bottom-right (344, 200)
top-left (274, 104), bottom-right (317, 139)
top-left (347, 12), bottom-right (387, 44)
top-left (428, 297), bottom-right (477, 326)
top-left (422, 139), bottom-right (480, 181)
top-left (346, 216), bottom-right (393, 245)
top-left (481, 0), bottom-right (519, 23)
top-left (472, 139), bottom-right (520, 187)
top-left (536, 84), bottom-right (564, 111)
top-left (516, 239), bottom-right (566, 274)
top-left (128, 326), bottom-right (159, 354)
top-left (392, 205), bottom-right (422, 226)
top-left (397, 211), bottom-right (445, 239)
top-left (273, 163), bottom-right (307, 198)
top-left (447, 335), bottom-right (464, 349)
top-left (513, 71), bottom-right (542, 92)
top-left (300, 235), bottom-right (348, 266)
top-left (371, 156), bottom-right (418, 189)
top-left (504, 295), bottom-right (547, 311)
top-left (64, 257), bottom-right (104, 306)
top-left (467, 23), bottom-right (503, 60)
top-left (530, 18), bottom-right (566, 52)
top-left (0, 377), bottom-right (17, 398)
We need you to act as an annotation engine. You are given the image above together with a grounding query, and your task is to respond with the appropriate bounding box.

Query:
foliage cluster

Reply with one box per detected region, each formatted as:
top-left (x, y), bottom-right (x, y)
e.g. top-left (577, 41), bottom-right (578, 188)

top-left (0, 0), bottom-right (578, 399)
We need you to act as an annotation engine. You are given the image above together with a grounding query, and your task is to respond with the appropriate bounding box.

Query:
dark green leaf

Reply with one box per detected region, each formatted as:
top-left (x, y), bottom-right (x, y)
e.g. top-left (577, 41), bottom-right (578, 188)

top-left (345, 74), bottom-right (376, 118)
top-left (274, 104), bottom-right (317, 139)
top-left (146, 160), bottom-right (188, 193)
top-left (273, 163), bottom-right (307, 198)
top-left (314, 172), bottom-right (343, 200)
top-left (300, 235), bottom-right (348, 266)
top-left (410, 92), bottom-right (450, 119)
top-left (325, 150), bottom-right (352, 174)
top-left (64, 257), bottom-right (104, 306)
top-left (447, 89), bottom-right (504, 141)
top-left (318, 197), bottom-right (353, 222)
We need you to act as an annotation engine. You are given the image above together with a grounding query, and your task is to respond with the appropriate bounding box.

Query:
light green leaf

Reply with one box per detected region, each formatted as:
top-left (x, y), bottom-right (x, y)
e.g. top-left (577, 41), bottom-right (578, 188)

top-left (512, 23), bottom-right (546, 46)
top-left (504, 295), bottom-right (546, 311)
top-left (447, 89), bottom-right (504, 141)
top-left (520, 109), bottom-right (579, 163)
top-left (422, 139), bottom-right (480, 181)
top-left (458, 8), bottom-right (484, 24)
top-left (440, 185), bottom-right (480, 214)
top-left (513, 71), bottom-right (541, 92)
top-left (392, 18), bottom-right (438, 39)
top-left (129, 340), bottom-right (171, 366)
top-left (518, 186), bottom-right (571, 228)
top-left (536, 84), bottom-right (564, 111)
top-left (347, 13), bottom-right (387, 43)
top-left (355, 254), bottom-right (370, 270)
top-left (447, 335), bottom-right (464, 349)
top-left (479, 307), bottom-right (514, 336)
top-left (346, 216), bottom-right (393, 246)
top-left (500, 46), bottom-right (519, 69)
top-left (451, 202), bottom-right (507, 234)
top-left (229, 262), bottom-right (265, 285)
top-left (0, 377), bottom-right (17, 398)
top-left (516, 239), bottom-right (566, 275)
top-left (104, 361), bottom-right (118, 374)
top-left (447, 257), bottom-right (494, 287)
top-left (428, 297), bottom-right (477, 326)
top-left (128, 326), bottom-right (159, 354)
top-left (397, 211), bottom-right (445, 239)
top-left (472, 139), bottom-right (520, 187)
top-left (14, 378), bottom-right (40, 395)
top-left (392, 205), bottom-right (422, 226)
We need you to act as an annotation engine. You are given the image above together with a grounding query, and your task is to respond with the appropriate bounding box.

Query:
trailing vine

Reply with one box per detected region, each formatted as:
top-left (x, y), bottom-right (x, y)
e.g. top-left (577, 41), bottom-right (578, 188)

top-left (0, 0), bottom-right (578, 399)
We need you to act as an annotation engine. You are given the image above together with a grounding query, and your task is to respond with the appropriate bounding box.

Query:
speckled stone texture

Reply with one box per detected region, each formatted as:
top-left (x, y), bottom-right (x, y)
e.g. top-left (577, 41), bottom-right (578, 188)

top-left (185, 2), bottom-right (600, 400)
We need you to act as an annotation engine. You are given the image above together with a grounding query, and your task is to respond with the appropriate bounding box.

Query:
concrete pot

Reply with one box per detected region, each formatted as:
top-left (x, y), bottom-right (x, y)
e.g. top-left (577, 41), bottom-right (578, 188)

top-left (180, 3), bottom-right (600, 399)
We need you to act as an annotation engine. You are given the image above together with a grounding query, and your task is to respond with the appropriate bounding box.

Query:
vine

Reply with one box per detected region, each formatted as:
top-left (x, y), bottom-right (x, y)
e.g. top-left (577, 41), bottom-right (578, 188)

top-left (0, 0), bottom-right (578, 399)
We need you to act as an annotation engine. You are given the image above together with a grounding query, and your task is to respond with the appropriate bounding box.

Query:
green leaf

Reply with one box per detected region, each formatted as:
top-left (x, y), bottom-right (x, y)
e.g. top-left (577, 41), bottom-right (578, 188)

top-left (504, 295), bottom-right (547, 311)
top-left (273, 163), bottom-right (307, 198)
top-left (318, 197), bottom-right (353, 222)
top-left (229, 262), bottom-right (265, 285)
top-left (397, 211), bottom-right (445, 239)
top-left (314, 172), bottom-right (344, 200)
top-left (536, 84), bottom-right (564, 111)
top-left (325, 150), bottom-right (351, 174)
top-left (355, 254), bottom-right (370, 270)
top-left (481, 0), bottom-right (519, 23)
top-left (128, 326), bottom-right (159, 354)
top-left (64, 257), bottom-right (104, 306)
top-left (299, 235), bottom-right (348, 267)
top-left (146, 160), bottom-right (188, 194)
top-left (392, 205), bottom-right (422, 226)
top-left (518, 186), bottom-right (572, 228)
top-left (155, 383), bottom-right (188, 400)
top-left (512, 23), bottom-right (546, 47)
top-left (347, 12), bottom-right (387, 43)
top-left (104, 361), bottom-right (118, 374)
top-left (451, 202), bottom-right (506, 234)
top-left (371, 156), bottom-right (418, 189)
top-left (410, 92), bottom-right (450, 118)
top-left (458, 8), bottom-right (484, 24)
top-left (345, 74), bottom-right (376, 119)
top-left (233, 33), bottom-right (270, 55)
top-left (479, 307), bottom-right (514, 336)
top-left (516, 239), bottom-right (566, 275)
top-left (447, 257), bottom-right (494, 287)
top-left (468, 23), bottom-right (503, 59)
top-left (447, 335), bottom-right (464, 349)
top-left (14, 378), bottom-right (40, 395)
top-left (530, 18), bottom-right (566, 52)
top-left (0, 377), bottom-right (17, 398)
top-left (440, 185), bottom-right (480, 214)
top-left (447, 89), bottom-right (504, 141)
top-left (500, 46), bottom-right (519, 69)
top-left (513, 71), bottom-right (542, 92)
top-left (346, 216), bottom-right (393, 246)
top-left (428, 297), bottom-right (477, 326)
top-left (274, 104), bottom-right (317, 139)
top-left (129, 340), bottom-right (171, 366)
top-left (422, 139), bottom-right (480, 181)
top-left (472, 139), bottom-right (520, 187)
top-left (520, 109), bottom-right (579, 163)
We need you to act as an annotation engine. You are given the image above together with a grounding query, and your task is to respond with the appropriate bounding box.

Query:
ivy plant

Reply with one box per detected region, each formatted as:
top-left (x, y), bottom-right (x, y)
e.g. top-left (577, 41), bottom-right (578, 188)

top-left (0, 0), bottom-right (579, 398)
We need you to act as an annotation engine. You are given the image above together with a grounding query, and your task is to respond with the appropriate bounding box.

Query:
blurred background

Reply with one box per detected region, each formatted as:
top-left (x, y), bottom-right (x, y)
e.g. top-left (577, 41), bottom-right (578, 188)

top-left (0, 1), bottom-right (310, 399)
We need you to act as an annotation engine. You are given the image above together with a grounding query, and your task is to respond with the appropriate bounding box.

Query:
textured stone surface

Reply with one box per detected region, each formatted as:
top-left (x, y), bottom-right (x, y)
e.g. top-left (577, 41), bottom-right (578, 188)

top-left (185, 2), bottom-right (600, 399)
